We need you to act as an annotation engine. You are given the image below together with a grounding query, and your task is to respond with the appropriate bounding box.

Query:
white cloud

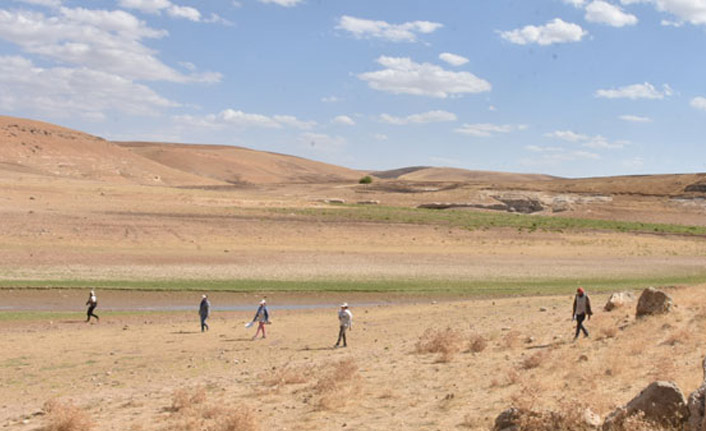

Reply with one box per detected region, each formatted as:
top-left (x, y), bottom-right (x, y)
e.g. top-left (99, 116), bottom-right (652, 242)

top-left (500, 18), bottom-right (587, 45)
top-left (544, 129), bottom-right (629, 149)
top-left (358, 56), bottom-right (491, 98)
top-left (619, 114), bottom-right (652, 122)
top-left (175, 109), bottom-right (316, 130)
top-left (373, 133), bottom-right (388, 141)
top-left (119, 0), bottom-right (228, 23)
top-left (585, 1), bottom-right (638, 26)
top-left (379, 110), bottom-right (457, 125)
top-left (595, 82), bottom-right (673, 99)
top-left (690, 96), bottom-right (706, 110)
top-left (118, 0), bottom-right (171, 14)
top-left (525, 145), bottom-right (565, 152)
top-left (438, 52), bottom-right (469, 66)
top-left (454, 123), bottom-right (527, 137)
top-left (321, 96), bottom-right (341, 103)
top-left (332, 115), bottom-right (355, 126)
top-left (259, 0), bottom-right (304, 6)
top-left (0, 55), bottom-right (177, 118)
top-left (563, 0), bottom-right (587, 7)
top-left (0, 7), bottom-right (221, 82)
top-left (337, 15), bottom-right (443, 43)
top-left (544, 130), bottom-right (590, 142)
top-left (620, 0), bottom-right (706, 26)
top-left (13, 0), bottom-right (62, 7)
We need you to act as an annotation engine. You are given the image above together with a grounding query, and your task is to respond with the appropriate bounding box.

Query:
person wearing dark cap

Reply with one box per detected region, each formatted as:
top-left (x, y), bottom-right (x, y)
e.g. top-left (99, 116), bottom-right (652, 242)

top-left (572, 287), bottom-right (593, 339)
top-left (199, 294), bottom-right (211, 332)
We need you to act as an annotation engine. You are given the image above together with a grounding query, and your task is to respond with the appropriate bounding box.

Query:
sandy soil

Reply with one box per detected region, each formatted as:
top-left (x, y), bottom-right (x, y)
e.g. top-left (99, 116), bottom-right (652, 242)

top-left (3, 286), bottom-right (706, 431)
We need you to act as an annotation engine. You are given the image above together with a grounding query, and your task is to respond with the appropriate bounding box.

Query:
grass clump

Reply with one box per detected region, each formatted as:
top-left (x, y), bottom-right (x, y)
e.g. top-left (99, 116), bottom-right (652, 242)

top-left (468, 334), bottom-right (488, 353)
top-left (313, 358), bottom-right (360, 410)
top-left (42, 399), bottom-right (93, 431)
top-left (415, 327), bottom-right (464, 362)
top-left (169, 386), bottom-right (207, 413)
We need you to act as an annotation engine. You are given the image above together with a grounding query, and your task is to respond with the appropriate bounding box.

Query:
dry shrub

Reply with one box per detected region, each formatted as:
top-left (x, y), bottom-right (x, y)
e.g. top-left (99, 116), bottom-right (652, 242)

top-left (260, 364), bottom-right (312, 387)
top-left (468, 334), bottom-right (488, 353)
top-left (521, 351), bottom-right (548, 370)
top-left (607, 410), bottom-right (681, 431)
top-left (42, 399), bottom-right (93, 431)
top-left (216, 407), bottom-right (259, 431)
top-left (170, 386), bottom-right (207, 413)
top-left (415, 327), bottom-right (464, 362)
top-left (313, 358), bottom-right (360, 410)
top-left (501, 330), bottom-right (522, 349)
top-left (600, 326), bottom-right (618, 339)
top-left (490, 368), bottom-right (520, 388)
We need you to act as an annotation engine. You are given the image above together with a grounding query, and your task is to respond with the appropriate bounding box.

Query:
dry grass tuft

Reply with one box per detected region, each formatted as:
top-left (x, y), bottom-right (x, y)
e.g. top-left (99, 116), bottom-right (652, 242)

top-left (415, 327), bottom-right (464, 362)
top-left (261, 364), bottom-right (313, 387)
top-left (600, 326), bottom-right (618, 339)
top-left (468, 334), bottom-right (488, 353)
top-left (42, 399), bottom-right (93, 431)
top-left (500, 330), bottom-right (522, 349)
top-left (216, 407), bottom-right (259, 431)
top-left (169, 386), bottom-right (207, 413)
top-left (521, 351), bottom-right (548, 370)
top-left (313, 358), bottom-right (360, 410)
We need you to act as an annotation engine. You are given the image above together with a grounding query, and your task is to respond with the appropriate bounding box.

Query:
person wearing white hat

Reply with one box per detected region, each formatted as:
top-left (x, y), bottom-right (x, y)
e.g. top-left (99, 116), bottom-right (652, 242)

top-left (199, 294), bottom-right (211, 332)
top-left (252, 299), bottom-right (270, 340)
top-left (334, 303), bottom-right (352, 348)
top-left (85, 290), bottom-right (99, 323)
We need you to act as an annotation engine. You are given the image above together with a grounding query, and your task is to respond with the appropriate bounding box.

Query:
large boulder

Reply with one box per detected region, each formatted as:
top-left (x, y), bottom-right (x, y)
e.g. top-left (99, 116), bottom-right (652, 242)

top-left (603, 381), bottom-right (688, 430)
top-left (636, 287), bottom-right (673, 318)
top-left (687, 356), bottom-right (706, 431)
top-left (604, 291), bottom-right (636, 312)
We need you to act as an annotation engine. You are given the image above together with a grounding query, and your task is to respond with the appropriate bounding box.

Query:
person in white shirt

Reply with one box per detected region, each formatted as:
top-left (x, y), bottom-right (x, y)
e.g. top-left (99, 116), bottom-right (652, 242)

top-left (334, 303), bottom-right (353, 348)
top-left (85, 290), bottom-right (99, 323)
top-left (572, 287), bottom-right (593, 339)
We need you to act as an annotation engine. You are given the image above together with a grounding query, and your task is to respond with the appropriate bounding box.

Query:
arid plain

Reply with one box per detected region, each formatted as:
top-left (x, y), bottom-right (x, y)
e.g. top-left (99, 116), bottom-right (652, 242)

top-left (2, 116), bottom-right (706, 430)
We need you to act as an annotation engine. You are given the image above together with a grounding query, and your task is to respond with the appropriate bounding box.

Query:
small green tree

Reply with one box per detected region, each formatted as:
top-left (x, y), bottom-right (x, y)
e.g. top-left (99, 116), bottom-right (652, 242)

top-left (359, 175), bottom-right (373, 184)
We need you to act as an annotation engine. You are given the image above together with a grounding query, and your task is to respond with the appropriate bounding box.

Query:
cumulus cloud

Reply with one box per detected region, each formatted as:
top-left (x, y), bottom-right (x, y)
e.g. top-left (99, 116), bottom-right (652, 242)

top-left (118, 0), bottom-right (228, 23)
top-left (500, 18), bottom-right (587, 45)
top-left (563, 0), bottom-right (587, 7)
top-left (585, 1), bottom-right (638, 26)
top-left (454, 123), bottom-right (527, 137)
top-left (358, 56), bottom-right (491, 98)
top-left (13, 0), bottom-right (62, 7)
top-left (595, 82), bottom-right (673, 99)
top-left (0, 55), bottom-right (177, 118)
top-left (544, 129), bottom-right (629, 149)
top-left (259, 0), bottom-right (304, 6)
top-left (332, 115), bottom-right (356, 126)
top-left (690, 96), bottom-right (706, 110)
top-left (175, 109), bottom-right (316, 130)
top-left (438, 52), bottom-right (469, 66)
top-left (0, 7), bottom-right (221, 82)
top-left (379, 110), bottom-right (457, 125)
top-left (619, 114), bottom-right (652, 122)
top-left (620, 0), bottom-right (706, 26)
top-left (337, 15), bottom-right (443, 43)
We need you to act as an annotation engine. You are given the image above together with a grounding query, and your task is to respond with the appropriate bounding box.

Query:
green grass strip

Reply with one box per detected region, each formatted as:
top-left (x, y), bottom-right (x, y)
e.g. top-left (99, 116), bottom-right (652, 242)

top-left (263, 205), bottom-right (706, 236)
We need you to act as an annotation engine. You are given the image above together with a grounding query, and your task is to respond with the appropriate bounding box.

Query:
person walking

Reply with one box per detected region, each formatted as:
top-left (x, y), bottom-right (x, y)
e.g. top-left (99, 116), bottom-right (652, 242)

top-left (85, 290), bottom-right (99, 323)
top-left (572, 287), bottom-right (593, 339)
top-left (199, 294), bottom-right (211, 332)
top-left (252, 299), bottom-right (269, 340)
top-left (334, 303), bottom-right (353, 348)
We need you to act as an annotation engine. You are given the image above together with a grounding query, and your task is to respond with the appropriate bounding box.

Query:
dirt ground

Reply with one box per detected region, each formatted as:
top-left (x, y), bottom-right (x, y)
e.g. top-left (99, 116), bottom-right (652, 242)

top-left (3, 286), bottom-right (706, 431)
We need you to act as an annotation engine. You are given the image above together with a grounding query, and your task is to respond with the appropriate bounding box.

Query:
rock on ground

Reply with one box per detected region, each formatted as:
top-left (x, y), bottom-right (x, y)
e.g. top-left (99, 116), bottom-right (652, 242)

top-left (603, 381), bottom-right (687, 430)
top-left (687, 356), bottom-right (706, 431)
top-left (604, 291), bottom-right (635, 312)
top-left (636, 287), bottom-right (673, 318)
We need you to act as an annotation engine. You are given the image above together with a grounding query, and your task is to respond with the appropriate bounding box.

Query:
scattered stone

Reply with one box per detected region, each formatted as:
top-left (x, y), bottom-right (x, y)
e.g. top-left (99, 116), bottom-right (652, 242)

top-left (603, 381), bottom-right (687, 430)
top-left (604, 291), bottom-right (636, 312)
top-left (687, 355), bottom-right (706, 431)
top-left (578, 354), bottom-right (589, 362)
top-left (539, 307), bottom-right (548, 312)
top-left (636, 287), bottom-right (674, 318)
top-left (525, 336), bottom-right (535, 344)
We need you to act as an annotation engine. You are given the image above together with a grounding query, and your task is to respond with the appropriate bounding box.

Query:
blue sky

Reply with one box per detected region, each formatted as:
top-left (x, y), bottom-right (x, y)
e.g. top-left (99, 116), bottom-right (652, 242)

top-left (1, 0), bottom-right (706, 177)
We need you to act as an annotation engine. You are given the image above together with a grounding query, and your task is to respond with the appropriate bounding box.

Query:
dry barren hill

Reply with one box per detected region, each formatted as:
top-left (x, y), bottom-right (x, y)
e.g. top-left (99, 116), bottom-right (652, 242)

top-left (116, 141), bottom-right (362, 185)
top-left (0, 116), bottom-right (222, 186)
top-left (374, 166), bottom-right (556, 183)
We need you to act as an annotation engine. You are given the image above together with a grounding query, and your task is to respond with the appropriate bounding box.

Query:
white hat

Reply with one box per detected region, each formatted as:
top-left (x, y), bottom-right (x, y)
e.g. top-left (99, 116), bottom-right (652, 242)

top-left (202, 294), bottom-right (207, 299)
top-left (90, 290), bottom-right (95, 295)
top-left (340, 303), bottom-right (348, 308)
top-left (260, 299), bottom-right (266, 305)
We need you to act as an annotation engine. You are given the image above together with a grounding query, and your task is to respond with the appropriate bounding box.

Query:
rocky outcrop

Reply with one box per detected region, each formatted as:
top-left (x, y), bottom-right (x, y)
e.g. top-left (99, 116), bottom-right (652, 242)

top-left (687, 356), bottom-right (706, 431)
top-left (494, 406), bottom-right (601, 431)
top-left (494, 197), bottom-right (544, 214)
top-left (603, 381), bottom-right (688, 430)
top-left (685, 182), bottom-right (706, 193)
top-left (604, 291), bottom-right (636, 312)
top-left (636, 287), bottom-right (673, 318)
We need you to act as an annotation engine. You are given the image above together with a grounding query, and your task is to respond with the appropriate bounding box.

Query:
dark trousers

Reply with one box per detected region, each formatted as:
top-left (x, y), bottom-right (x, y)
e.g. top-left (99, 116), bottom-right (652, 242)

top-left (575, 313), bottom-right (588, 338)
top-left (86, 305), bottom-right (99, 322)
top-left (336, 326), bottom-right (347, 346)
top-left (200, 315), bottom-right (209, 332)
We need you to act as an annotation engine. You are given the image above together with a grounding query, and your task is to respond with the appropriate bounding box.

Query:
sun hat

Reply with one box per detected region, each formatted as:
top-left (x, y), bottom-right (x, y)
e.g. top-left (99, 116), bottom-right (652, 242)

top-left (260, 299), bottom-right (266, 305)
top-left (340, 303), bottom-right (348, 308)
top-left (202, 294), bottom-right (207, 299)
top-left (577, 287), bottom-right (585, 294)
